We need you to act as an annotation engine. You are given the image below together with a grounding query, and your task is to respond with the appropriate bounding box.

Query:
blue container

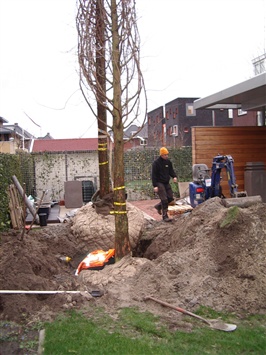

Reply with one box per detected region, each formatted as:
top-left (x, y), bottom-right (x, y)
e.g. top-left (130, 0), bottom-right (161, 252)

top-left (189, 182), bottom-right (206, 208)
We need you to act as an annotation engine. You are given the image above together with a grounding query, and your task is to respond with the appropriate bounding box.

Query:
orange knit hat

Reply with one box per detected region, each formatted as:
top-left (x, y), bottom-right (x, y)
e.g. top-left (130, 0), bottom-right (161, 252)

top-left (160, 147), bottom-right (169, 155)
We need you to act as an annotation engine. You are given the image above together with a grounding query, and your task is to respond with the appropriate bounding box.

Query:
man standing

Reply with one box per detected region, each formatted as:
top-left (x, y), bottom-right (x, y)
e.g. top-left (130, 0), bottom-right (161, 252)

top-left (152, 147), bottom-right (177, 222)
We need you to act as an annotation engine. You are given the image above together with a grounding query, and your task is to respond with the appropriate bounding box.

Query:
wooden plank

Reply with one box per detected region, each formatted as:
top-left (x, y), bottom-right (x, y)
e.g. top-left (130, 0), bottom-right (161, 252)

top-left (12, 185), bottom-right (24, 228)
top-left (9, 185), bottom-right (20, 229)
top-left (194, 136), bottom-right (266, 143)
top-left (8, 184), bottom-right (24, 229)
top-left (196, 133), bottom-right (266, 139)
top-left (201, 140), bottom-right (265, 146)
top-left (193, 126), bottom-right (266, 133)
top-left (8, 189), bottom-right (18, 229)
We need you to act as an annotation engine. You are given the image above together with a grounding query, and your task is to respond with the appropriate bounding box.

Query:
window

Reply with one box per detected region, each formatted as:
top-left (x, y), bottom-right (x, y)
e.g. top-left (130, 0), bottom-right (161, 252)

top-left (140, 139), bottom-right (147, 146)
top-left (170, 125), bottom-right (178, 136)
top-left (238, 109), bottom-right (247, 116)
top-left (186, 103), bottom-right (196, 116)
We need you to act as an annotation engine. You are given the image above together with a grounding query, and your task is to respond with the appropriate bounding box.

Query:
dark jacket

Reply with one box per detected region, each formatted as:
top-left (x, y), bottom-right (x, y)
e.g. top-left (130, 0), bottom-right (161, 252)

top-left (152, 156), bottom-right (177, 187)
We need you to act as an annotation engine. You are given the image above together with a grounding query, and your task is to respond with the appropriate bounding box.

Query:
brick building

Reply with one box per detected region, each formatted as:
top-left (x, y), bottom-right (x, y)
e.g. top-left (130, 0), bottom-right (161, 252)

top-left (147, 97), bottom-right (233, 148)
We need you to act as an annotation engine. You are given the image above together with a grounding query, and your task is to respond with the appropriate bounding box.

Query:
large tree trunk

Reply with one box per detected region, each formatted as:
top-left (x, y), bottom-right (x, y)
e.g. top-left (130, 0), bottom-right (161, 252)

top-left (111, 0), bottom-right (130, 260)
top-left (77, 0), bottom-right (145, 260)
top-left (221, 195), bottom-right (262, 208)
top-left (96, 0), bottom-right (110, 198)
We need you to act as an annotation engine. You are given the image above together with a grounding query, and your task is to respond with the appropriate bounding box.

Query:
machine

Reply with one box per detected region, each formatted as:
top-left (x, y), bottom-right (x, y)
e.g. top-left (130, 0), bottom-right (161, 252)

top-left (189, 154), bottom-right (247, 208)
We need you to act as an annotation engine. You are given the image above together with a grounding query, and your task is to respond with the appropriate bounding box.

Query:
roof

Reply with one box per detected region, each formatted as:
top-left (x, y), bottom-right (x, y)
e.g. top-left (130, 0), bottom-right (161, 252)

top-left (193, 72), bottom-right (266, 111)
top-left (37, 132), bottom-right (54, 139)
top-left (138, 123), bottom-right (148, 138)
top-left (165, 97), bottom-right (199, 105)
top-left (1, 124), bottom-right (34, 139)
top-left (0, 116), bottom-right (8, 124)
top-left (123, 123), bottom-right (148, 140)
top-left (32, 138), bottom-right (99, 152)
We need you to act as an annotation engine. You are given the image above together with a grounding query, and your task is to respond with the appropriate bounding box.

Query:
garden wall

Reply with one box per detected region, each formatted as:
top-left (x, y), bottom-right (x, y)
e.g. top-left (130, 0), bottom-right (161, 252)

top-left (33, 151), bottom-right (99, 202)
top-left (32, 147), bottom-right (192, 202)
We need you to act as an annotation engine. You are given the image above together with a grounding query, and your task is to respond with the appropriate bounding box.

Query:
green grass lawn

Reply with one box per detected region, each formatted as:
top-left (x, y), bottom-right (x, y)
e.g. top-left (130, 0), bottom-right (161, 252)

top-left (42, 307), bottom-right (266, 355)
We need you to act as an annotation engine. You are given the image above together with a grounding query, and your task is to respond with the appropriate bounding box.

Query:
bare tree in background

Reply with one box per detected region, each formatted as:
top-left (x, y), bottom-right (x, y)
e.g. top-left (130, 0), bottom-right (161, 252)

top-left (76, 0), bottom-right (146, 260)
top-left (77, 0), bottom-right (109, 198)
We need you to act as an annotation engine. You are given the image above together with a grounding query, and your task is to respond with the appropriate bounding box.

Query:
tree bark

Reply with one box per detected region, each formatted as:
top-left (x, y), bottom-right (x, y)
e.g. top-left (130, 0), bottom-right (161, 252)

top-left (111, 0), bottom-right (130, 260)
top-left (221, 195), bottom-right (262, 208)
top-left (77, 0), bottom-right (145, 260)
top-left (96, 0), bottom-right (110, 198)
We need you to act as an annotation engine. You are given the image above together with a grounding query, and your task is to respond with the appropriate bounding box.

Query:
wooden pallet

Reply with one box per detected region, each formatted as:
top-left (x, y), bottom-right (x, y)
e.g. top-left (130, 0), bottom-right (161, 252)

top-left (7, 184), bottom-right (24, 229)
top-left (168, 204), bottom-right (193, 215)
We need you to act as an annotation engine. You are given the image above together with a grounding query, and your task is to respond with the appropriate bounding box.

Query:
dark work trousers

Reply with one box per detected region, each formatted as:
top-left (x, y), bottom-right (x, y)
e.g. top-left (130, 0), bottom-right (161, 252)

top-left (156, 182), bottom-right (174, 215)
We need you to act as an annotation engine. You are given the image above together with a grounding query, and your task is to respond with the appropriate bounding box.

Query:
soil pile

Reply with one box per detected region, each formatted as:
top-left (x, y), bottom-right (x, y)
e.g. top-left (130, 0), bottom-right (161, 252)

top-left (70, 202), bottom-right (146, 251)
top-left (0, 198), bottom-right (265, 326)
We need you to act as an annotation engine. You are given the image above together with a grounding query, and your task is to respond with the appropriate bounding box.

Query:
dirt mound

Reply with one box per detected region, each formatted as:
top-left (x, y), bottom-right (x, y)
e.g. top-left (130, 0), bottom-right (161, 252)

top-left (0, 224), bottom-right (87, 323)
top-left (141, 198), bottom-right (266, 313)
top-left (71, 202), bottom-right (146, 251)
top-left (0, 198), bottom-right (265, 326)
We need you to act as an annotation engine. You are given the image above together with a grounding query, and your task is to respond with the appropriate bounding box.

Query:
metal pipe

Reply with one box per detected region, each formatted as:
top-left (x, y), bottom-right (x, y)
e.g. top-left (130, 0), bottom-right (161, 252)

top-left (0, 290), bottom-right (87, 294)
top-left (12, 175), bottom-right (39, 224)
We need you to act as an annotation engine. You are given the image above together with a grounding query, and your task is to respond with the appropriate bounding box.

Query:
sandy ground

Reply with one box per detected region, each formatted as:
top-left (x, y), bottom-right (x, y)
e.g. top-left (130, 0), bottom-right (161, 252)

top-left (0, 197), bottom-right (265, 353)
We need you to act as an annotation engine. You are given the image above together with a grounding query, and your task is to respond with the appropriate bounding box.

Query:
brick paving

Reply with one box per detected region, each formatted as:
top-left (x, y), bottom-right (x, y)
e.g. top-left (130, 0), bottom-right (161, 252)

top-left (129, 199), bottom-right (162, 221)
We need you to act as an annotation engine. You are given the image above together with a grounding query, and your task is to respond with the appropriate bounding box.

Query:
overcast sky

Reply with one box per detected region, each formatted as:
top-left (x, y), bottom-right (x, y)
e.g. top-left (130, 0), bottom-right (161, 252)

top-left (0, 0), bottom-right (265, 139)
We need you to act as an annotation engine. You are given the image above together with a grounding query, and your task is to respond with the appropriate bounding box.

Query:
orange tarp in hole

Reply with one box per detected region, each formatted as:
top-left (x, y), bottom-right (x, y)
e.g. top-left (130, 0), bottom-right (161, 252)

top-left (75, 249), bottom-right (115, 275)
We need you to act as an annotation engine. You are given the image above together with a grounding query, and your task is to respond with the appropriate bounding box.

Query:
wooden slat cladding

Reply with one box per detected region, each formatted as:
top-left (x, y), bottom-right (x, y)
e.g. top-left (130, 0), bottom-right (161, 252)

top-left (192, 126), bottom-right (266, 197)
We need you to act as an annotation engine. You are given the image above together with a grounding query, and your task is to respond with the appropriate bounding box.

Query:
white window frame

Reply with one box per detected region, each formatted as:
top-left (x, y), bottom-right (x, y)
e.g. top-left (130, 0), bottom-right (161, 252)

top-left (170, 125), bottom-right (178, 136)
top-left (186, 103), bottom-right (196, 116)
top-left (140, 139), bottom-right (147, 146)
top-left (238, 109), bottom-right (247, 116)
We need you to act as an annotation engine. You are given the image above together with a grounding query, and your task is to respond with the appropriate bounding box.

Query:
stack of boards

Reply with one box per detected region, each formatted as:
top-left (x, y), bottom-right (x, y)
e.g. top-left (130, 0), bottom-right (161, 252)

top-left (168, 204), bottom-right (193, 216)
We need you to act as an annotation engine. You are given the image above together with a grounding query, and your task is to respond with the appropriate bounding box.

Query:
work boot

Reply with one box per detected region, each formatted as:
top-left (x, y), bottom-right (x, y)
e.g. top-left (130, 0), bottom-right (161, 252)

top-left (162, 212), bottom-right (172, 222)
top-left (154, 203), bottom-right (162, 215)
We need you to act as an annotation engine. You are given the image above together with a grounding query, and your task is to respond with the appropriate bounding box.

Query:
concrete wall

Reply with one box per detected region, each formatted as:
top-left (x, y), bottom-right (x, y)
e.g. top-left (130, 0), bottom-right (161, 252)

top-left (33, 151), bottom-right (99, 203)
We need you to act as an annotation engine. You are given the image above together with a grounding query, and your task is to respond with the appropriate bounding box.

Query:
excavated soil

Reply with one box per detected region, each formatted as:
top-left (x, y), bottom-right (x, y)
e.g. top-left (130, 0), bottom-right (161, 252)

top-left (0, 197), bottom-right (266, 351)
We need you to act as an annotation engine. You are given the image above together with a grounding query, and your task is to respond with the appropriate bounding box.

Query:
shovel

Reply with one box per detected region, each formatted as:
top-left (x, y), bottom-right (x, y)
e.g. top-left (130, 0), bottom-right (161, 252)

top-left (145, 296), bottom-right (237, 332)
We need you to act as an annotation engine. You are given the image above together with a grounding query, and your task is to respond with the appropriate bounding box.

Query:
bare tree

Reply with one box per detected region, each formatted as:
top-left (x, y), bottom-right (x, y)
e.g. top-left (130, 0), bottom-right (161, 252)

top-left (76, 0), bottom-right (146, 260)
top-left (77, 0), bottom-right (109, 198)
